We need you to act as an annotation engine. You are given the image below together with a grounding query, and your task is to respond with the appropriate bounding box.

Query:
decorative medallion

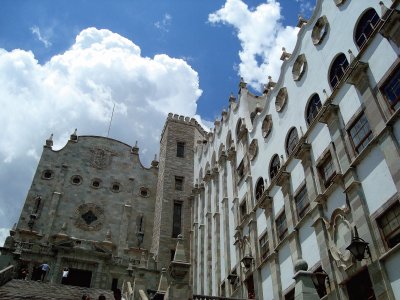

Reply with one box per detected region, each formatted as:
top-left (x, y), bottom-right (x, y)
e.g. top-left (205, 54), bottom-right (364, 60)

top-left (90, 148), bottom-right (116, 169)
top-left (75, 203), bottom-right (105, 231)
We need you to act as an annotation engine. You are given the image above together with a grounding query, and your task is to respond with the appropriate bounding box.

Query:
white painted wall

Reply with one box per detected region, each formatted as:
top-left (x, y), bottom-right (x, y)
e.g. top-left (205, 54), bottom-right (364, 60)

top-left (279, 243), bottom-right (294, 290)
top-left (299, 218), bottom-right (320, 268)
top-left (261, 264), bottom-right (274, 300)
top-left (384, 251), bottom-right (400, 299)
top-left (256, 208), bottom-right (267, 236)
top-left (357, 147), bottom-right (397, 214)
top-left (326, 187), bottom-right (346, 220)
top-left (310, 124), bottom-right (331, 161)
top-left (337, 85), bottom-right (362, 125)
top-left (393, 119), bottom-right (400, 145)
top-left (272, 186), bottom-right (285, 215)
top-left (289, 160), bottom-right (305, 192)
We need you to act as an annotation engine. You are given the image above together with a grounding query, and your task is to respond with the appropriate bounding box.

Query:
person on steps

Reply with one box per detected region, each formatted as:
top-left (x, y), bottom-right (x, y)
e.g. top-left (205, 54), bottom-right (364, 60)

top-left (61, 267), bottom-right (69, 284)
top-left (39, 263), bottom-right (50, 282)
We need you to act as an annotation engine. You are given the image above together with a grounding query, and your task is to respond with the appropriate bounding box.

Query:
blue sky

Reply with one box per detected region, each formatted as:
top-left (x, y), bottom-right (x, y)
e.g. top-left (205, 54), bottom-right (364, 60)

top-left (0, 0), bottom-right (314, 243)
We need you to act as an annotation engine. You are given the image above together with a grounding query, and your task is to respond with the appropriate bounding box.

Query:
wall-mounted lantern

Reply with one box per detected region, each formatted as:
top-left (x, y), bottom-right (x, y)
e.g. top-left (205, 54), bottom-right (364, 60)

top-left (346, 226), bottom-right (371, 261)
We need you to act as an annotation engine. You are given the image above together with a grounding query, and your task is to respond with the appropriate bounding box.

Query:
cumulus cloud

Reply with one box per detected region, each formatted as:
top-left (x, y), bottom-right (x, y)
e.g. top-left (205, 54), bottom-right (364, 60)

top-left (208, 0), bottom-right (299, 91)
top-left (154, 13), bottom-right (172, 32)
top-left (0, 27), bottom-right (202, 233)
top-left (296, 0), bottom-right (315, 16)
top-left (0, 228), bottom-right (9, 247)
top-left (30, 26), bottom-right (52, 48)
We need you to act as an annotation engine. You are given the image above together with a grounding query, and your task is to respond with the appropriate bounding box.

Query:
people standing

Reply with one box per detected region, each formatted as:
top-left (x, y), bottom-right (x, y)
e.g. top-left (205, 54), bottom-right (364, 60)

top-left (39, 263), bottom-right (50, 282)
top-left (61, 267), bottom-right (69, 284)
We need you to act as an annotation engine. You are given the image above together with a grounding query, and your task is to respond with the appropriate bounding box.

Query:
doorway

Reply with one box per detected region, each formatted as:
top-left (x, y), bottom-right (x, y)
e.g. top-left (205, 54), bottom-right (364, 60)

top-left (63, 268), bottom-right (92, 287)
top-left (346, 268), bottom-right (376, 300)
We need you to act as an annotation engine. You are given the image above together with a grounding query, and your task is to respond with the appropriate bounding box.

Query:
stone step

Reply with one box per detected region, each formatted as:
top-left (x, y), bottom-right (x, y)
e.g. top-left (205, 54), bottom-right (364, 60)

top-left (0, 279), bottom-right (115, 299)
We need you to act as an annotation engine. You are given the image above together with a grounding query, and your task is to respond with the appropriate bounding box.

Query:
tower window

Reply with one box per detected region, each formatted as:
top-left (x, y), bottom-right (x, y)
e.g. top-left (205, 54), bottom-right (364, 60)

top-left (329, 53), bottom-right (349, 89)
top-left (177, 142), bottom-right (185, 158)
top-left (348, 113), bottom-right (372, 153)
top-left (276, 211), bottom-right (287, 241)
top-left (355, 8), bottom-right (380, 49)
top-left (306, 94), bottom-right (322, 125)
top-left (175, 176), bottom-right (184, 191)
top-left (377, 201), bottom-right (400, 249)
top-left (42, 170), bottom-right (54, 180)
top-left (381, 67), bottom-right (400, 110)
top-left (71, 175), bottom-right (82, 185)
top-left (172, 201), bottom-right (183, 238)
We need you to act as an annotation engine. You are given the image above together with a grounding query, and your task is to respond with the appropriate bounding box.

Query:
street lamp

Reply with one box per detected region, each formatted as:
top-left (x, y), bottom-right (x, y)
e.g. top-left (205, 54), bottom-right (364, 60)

top-left (240, 254), bottom-right (254, 269)
top-left (346, 226), bottom-right (371, 261)
top-left (311, 269), bottom-right (329, 297)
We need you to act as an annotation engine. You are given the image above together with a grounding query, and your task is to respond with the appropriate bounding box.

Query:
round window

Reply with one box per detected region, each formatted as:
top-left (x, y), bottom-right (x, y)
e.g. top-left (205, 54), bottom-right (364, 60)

top-left (262, 115), bottom-right (273, 138)
top-left (111, 182), bottom-right (121, 192)
top-left (71, 175), bottom-right (82, 185)
top-left (42, 170), bottom-right (54, 180)
top-left (140, 187), bottom-right (149, 197)
top-left (292, 54), bottom-right (307, 81)
top-left (91, 179), bottom-right (101, 189)
top-left (249, 139), bottom-right (258, 161)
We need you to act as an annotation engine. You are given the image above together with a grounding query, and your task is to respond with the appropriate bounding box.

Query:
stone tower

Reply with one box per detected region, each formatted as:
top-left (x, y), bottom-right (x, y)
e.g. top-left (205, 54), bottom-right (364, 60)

top-left (151, 113), bottom-right (206, 269)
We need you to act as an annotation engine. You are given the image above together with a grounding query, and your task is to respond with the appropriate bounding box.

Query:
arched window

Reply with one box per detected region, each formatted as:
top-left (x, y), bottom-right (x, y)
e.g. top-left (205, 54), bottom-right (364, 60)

top-left (329, 53), bottom-right (349, 89)
top-left (269, 154), bottom-right (281, 180)
top-left (306, 94), bottom-right (322, 124)
top-left (286, 127), bottom-right (299, 156)
top-left (355, 8), bottom-right (380, 49)
top-left (255, 177), bottom-right (265, 200)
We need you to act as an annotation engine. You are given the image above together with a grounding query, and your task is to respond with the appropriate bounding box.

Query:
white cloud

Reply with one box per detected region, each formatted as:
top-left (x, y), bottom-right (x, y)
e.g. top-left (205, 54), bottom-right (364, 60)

top-left (30, 26), bottom-right (52, 48)
top-left (296, 0), bottom-right (315, 16)
top-left (208, 0), bottom-right (299, 91)
top-left (0, 228), bottom-right (9, 247)
top-left (0, 27), bottom-right (202, 232)
top-left (154, 13), bottom-right (172, 32)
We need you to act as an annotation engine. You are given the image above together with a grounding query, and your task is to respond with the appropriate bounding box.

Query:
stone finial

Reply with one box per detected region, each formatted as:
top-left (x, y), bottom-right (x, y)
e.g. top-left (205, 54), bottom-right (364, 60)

top-left (10, 223), bottom-right (17, 236)
top-left (379, 1), bottom-right (388, 17)
top-left (139, 251), bottom-right (147, 269)
top-left (151, 154), bottom-right (159, 167)
top-left (280, 47), bottom-right (291, 61)
top-left (45, 133), bottom-right (53, 148)
top-left (105, 229), bottom-right (112, 241)
top-left (297, 15), bottom-right (308, 28)
top-left (61, 222), bottom-right (67, 233)
top-left (266, 76), bottom-right (276, 91)
top-left (300, 126), bottom-right (304, 137)
top-left (323, 89), bottom-right (329, 99)
top-left (70, 129), bottom-right (78, 141)
top-left (131, 140), bottom-right (139, 154)
top-left (229, 92), bottom-right (236, 103)
top-left (157, 268), bottom-right (169, 294)
top-left (173, 234), bottom-right (187, 262)
top-left (221, 107), bottom-right (228, 118)
top-left (294, 258), bottom-right (308, 273)
top-left (239, 77), bottom-right (247, 89)
top-left (348, 49), bottom-right (355, 62)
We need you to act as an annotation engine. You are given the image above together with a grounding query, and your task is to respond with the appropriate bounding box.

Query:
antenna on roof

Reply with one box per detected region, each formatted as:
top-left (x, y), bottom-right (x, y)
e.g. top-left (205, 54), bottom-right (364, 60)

top-left (107, 103), bottom-right (116, 138)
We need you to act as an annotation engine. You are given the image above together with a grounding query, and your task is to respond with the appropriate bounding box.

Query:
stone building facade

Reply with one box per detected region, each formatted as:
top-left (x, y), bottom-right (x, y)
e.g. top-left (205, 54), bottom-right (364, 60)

top-left (191, 0), bottom-right (400, 299)
top-left (2, 0), bottom-right (400, 299)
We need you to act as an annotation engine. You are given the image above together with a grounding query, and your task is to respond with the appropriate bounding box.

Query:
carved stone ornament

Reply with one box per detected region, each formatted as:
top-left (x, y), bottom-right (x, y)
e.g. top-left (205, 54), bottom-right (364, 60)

top-left (75, 203), bottom-right (105, 231)
top-left (325, 208), bottom-right (353, 269)
top-left (90, 148), bottom-right (116, 169)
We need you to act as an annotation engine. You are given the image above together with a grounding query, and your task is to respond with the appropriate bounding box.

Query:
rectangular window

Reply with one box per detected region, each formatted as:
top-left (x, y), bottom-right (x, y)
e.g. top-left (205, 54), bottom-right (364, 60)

top-left (295, 186), bottom-right (309, 219)
top-left (176, 141), bottom-right (185, 158)
top-left (377, 201), bottom-right (400, 248)
top-left (319, 155), bottom-right (336, 187)
top-left (240, 200), bottom-right (247, 222)
top-left (237, 160), bottom-right (245, 181)
top-left (276, 211), bottom-right (288, 241)
top-left (348, 113), bottom-right (373, 153)
top-left (381, 67), bottom-right (400, 110)
top-left (175, 176), bottom-right (184, 191)
top-left (172, 201), bottom-right (183, 238)
top-left (170, 249), bottom-right (176, 261)
top-left (259, 231), bottom-right (269, 261)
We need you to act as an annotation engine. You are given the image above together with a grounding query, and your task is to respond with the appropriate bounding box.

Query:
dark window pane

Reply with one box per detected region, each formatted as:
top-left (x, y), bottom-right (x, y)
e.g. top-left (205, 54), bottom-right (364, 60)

top-left (382, 67), bottom-right (400, 109)
top-left (306, 94), bottom-right (322, 124)
top-left (378, 202), bottom-right (400, 248)
top-left (172, 202), bottom-right (182, 238)
top-left (329, 53), bottom-right (349, 88)
top-left (295, 186), bottom-right (309, 219)
top-left (177, 142), bottom-right (185, 157)
top-left (270, 154), bottom-right (281, 180)
top-left (355, 9), bottom-right (380, 48)
top-left (349, 113), bottom-right (372, 153)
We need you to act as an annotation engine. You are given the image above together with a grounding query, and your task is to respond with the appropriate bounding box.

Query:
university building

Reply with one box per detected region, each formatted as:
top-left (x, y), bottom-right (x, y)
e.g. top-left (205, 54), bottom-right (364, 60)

top-left (1, 0), bottom-right (400, 299)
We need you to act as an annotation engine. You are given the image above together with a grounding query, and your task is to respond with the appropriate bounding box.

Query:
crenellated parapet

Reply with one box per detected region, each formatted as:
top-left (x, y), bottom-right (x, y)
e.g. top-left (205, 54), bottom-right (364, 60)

top-left (160, 113), bottom-right (208, 142)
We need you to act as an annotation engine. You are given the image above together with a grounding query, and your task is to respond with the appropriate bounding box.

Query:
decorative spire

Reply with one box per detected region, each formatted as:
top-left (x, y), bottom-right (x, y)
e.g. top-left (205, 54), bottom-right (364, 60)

top-left (297, 15), bottom-right (308, 28)
top-left (323, 89), bottom-right (329, 100)
top-left (151, 154), bottom-right (159, 167)
top-left (265, 76), bottom-right (276, 91)
top-left (105, 229), bottom-right (112, 241)
top-left (156, 268), bottom-right (169, 294)
top-left (280, 47), bottom-right (291, 61)
top-left (131, 140), bottom-right (139, 154)
top-left (379, 1), bottom-right (388, 17)
top-left (70, 129), bottom-right (78, 141)
top-left (229, 92), bottom-right (236, 103)
top-left (348, 49), bottom-right (355, 62)
top-left (173, 234), bottom-right (187, 262)
top-left (45, 133), bottom-right (53, 148)
top-left (239, 77), bottom-right (247, 89)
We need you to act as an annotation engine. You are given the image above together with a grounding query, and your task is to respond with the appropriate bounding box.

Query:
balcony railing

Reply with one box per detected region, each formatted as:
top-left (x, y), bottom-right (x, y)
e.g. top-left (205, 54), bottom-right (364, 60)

top-left (193, 296), bottom-right (248, 300)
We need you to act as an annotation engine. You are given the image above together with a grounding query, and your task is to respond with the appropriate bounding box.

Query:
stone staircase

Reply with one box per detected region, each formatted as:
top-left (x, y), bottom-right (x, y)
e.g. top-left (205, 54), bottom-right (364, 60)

top-left (0, 279), bottom-right (115, 299)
